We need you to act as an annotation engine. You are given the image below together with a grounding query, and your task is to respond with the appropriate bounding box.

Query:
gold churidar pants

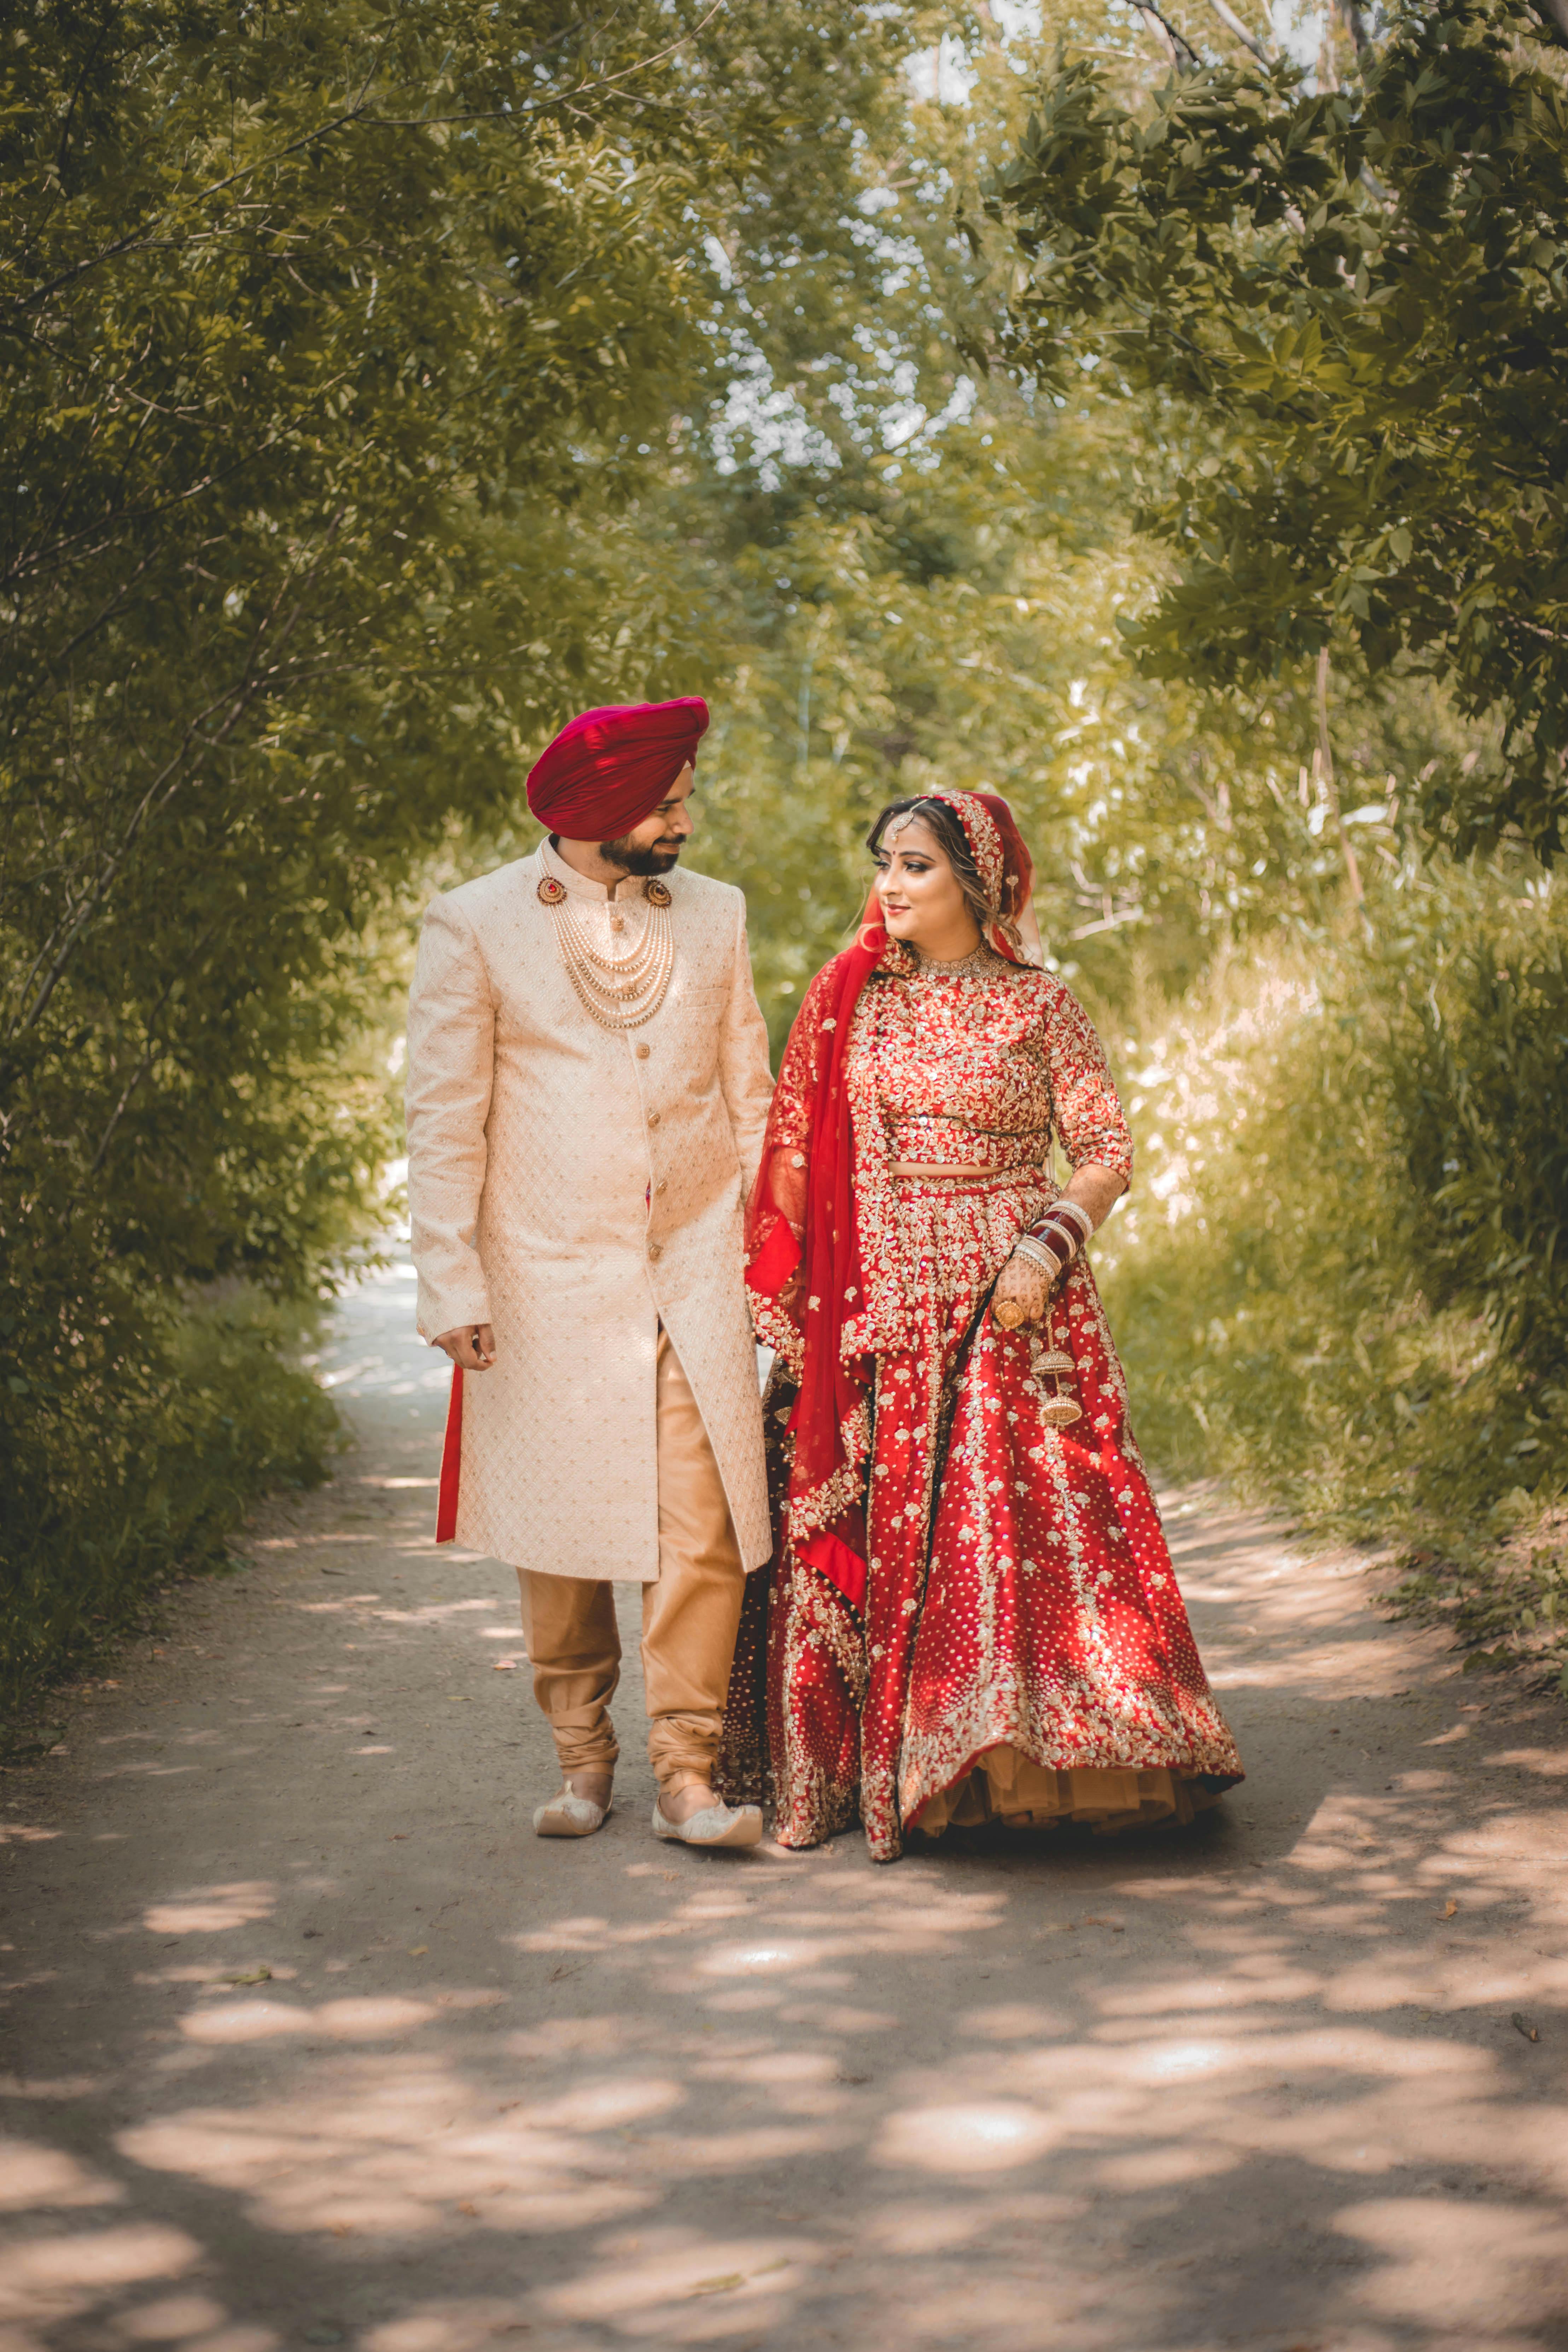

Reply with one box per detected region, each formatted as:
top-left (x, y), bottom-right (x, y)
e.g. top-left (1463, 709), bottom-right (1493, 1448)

top-left (517, 1325), bottom-right (745, 1794)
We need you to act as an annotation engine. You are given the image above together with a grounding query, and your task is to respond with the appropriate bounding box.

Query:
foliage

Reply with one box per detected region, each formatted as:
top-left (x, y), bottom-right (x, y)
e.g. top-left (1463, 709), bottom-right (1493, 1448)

top-left (987, 0), bottom-right (1568, 857)
top-left (0, 0), bottom-right (932, 1715)
top-left (8, 0), bottom-right (1563, 1720)
top-left (1, 1287), bottom-right (340, 1737)
top-left (684, 438), bottom-right (1500, 1052)
top-left (1096, 860), bottom-right (1568, 1674)
top-left (606, 20), bottom-right (1484, 1046)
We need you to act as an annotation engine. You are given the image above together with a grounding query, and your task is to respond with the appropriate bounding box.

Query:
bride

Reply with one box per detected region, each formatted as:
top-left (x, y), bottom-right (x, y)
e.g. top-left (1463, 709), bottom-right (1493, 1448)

top-left (724, 786), bottom-right (1242, 1861)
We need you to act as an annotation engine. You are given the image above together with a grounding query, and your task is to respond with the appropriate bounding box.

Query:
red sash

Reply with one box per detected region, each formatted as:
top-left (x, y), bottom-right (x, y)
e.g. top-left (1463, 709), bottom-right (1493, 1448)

top-left (435, 1366), bottom-right (464, 1543)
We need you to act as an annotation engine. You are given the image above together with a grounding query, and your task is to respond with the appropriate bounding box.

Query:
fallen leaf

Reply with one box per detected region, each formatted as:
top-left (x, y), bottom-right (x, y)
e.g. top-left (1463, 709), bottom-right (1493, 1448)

top-left (1439, 1900), bottom-right (1458, 1920)
top-left (331, 2224), bottom-right (352, 2239)
top-left (457, 2202), bottom-right (479, 2218)
top-left (409, 1946), bottom-right (429, 1957)
top-left (1512, 2012), bottom-right (1541, 2043)
top-left (227, 1966), bottom-right (272, 1986)
top-left (690, 2274), bottom-right (745, 2297)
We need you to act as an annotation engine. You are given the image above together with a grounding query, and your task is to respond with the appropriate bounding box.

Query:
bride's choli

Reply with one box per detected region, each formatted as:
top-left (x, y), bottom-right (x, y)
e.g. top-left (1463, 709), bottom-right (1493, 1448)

top-left (868, 960), bottom-right (1054, 1176)
top-left (838, 957), bottom-right (1130, 1356)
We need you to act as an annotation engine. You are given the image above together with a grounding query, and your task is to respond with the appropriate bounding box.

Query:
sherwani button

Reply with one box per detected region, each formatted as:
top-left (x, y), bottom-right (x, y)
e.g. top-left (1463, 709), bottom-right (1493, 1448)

top-left (648, 1241), bottom-right (663, 1261)
top-left (647, 1110), bottom-right (661, 1127)
top-left (656, 1180), bottom-right (668, 1195)
top-left (636, 1043), bottom-right (651, 1059)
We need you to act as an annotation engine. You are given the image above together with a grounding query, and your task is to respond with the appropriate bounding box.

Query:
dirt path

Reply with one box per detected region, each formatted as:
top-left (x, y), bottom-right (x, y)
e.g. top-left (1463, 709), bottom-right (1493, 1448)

top-left (5, 1260), bottom-right (1568, 2352)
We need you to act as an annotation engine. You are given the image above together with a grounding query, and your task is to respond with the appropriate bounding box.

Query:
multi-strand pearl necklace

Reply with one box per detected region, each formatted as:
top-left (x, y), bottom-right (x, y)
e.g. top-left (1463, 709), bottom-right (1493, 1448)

top-left (538, 872), bottom-right (674, 1030)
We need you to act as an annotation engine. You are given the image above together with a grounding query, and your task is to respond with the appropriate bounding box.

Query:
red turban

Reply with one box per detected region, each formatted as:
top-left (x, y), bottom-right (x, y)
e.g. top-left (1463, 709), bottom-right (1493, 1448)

top-left (526, 697), bottom-right (709, 840)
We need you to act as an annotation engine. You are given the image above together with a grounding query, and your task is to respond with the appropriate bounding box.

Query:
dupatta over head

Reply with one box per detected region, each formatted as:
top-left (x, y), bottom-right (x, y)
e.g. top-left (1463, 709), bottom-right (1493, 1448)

top-left (744, 788), bottom-right (1038, 1611)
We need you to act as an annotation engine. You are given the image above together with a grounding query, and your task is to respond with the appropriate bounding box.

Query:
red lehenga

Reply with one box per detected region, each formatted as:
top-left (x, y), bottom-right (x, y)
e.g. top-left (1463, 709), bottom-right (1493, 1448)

top-left (719, 793), bottom-right (1242, 1863)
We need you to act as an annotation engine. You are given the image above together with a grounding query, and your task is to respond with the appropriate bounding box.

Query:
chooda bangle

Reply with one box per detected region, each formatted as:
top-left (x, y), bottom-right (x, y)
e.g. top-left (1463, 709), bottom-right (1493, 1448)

top-left (1039, 1197), bottom-right (1092, 1249)
top-left (1010, 1233), bottom-right (1064, 1277)
top-left (1029, 1217), bottom-right (1080, 1269)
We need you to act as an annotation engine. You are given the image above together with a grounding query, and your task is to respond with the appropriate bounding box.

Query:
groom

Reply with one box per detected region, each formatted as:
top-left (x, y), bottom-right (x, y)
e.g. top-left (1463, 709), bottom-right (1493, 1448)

top-left (405, 697), bottom-right (774, 1849)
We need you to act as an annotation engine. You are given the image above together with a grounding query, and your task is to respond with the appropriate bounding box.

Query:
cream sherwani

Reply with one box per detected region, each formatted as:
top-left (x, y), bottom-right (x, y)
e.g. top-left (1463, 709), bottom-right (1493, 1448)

top-left (405, 839), bottom-right (774, 1585)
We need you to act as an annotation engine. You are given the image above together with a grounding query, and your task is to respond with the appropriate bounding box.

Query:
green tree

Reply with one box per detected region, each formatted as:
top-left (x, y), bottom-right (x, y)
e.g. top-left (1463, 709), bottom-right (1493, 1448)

top-left (621, 16), bottom-right (1479, 1039)
top-left (985, 0), bottom-right (1568, 856)
top-left (0, 0), bottom-right (928, 1711)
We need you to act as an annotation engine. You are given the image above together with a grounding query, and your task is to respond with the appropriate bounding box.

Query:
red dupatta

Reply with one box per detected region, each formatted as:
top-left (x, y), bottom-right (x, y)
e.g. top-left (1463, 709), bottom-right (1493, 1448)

top-left (745, 790), bottom-right (1037, 1613)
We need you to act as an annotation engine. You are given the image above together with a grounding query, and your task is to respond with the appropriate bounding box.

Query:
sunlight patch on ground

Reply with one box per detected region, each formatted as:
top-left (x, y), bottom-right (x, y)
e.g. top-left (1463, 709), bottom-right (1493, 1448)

top-left (874, 2100), bottom-right (1059, 2173)
top-left (535, 2230), bottom-right (818, 2334)
top-left (142, 1884), bottom-right (276, 1936)
top-left (0, 2139), bottom-right (123, 2211)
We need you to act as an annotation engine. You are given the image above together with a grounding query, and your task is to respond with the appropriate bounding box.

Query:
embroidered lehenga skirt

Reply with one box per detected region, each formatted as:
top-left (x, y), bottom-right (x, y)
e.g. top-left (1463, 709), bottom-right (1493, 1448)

top-left (721, 1167), bottom-right (1243, 1862)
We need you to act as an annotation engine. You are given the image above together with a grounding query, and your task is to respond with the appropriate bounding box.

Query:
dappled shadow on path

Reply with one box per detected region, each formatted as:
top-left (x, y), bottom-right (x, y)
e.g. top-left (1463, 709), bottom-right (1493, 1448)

top-left (5, 1469), bottom-right (1568, 2351)
top-left (6, 1739), bottom-right (1568, 2352)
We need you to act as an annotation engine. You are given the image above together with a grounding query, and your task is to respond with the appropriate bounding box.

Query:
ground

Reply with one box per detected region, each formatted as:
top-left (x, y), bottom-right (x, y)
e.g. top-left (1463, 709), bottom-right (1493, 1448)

top-left (4, 1259), bottom-right (1568, 2352)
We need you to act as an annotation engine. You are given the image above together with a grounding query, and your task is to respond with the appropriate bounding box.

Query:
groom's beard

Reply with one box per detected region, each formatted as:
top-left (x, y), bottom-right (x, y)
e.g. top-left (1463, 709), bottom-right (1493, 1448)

top-left (599, 835), bottom-right (683, 878)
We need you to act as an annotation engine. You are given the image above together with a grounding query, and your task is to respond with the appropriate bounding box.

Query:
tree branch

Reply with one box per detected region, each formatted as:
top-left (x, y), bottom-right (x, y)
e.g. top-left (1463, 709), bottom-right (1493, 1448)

top-left (1130, 0), bottom-right (1202, 68)
top-left (86, 927), bottom-right (217, 1178)
top-left (1199, 0), bottom-right (1271, 63)
top-left (4, 6), bottom-right (646, 324)
top-left (2, 522), bottom-right (337, 1048)
top-left (360, 0), bottom-right (727, 129)
top-left (1334, 0), bottom-right (1371, 51)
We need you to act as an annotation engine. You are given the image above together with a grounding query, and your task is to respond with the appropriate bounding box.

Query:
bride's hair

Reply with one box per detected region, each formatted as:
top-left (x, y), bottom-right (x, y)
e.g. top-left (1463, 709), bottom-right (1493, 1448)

top-left (866, 796), bottom-right (1020, 946)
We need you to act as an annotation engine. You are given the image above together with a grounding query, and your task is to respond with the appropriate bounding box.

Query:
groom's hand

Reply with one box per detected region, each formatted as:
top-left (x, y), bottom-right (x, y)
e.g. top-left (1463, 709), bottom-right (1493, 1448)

top-left (433, 1323), bottom-right (497, 1370)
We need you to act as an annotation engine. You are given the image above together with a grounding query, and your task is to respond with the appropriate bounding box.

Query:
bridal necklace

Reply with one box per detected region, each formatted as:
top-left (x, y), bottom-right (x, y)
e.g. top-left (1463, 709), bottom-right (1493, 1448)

top-left (911, 941), bottom-right (1004, 982)
top-left (538, 871), bottom-right (675, 1030)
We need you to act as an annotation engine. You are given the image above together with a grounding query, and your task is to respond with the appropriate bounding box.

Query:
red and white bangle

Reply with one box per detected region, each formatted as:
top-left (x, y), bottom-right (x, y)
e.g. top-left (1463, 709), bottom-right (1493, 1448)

top-left (1035, 1197), bottom-right (1093, 1251)
top-left (1011, 1231), bottom-right (1065, 1278)
top-left (1012, 1198), bottom-right (1095, 1283)
top-left (1014, 1219), bottom-right (1074, 1275)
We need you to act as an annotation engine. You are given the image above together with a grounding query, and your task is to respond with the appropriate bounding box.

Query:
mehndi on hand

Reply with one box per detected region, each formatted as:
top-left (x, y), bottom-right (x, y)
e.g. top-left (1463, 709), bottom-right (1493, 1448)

top-left (992, 1249), bottom-right (1053, 1331)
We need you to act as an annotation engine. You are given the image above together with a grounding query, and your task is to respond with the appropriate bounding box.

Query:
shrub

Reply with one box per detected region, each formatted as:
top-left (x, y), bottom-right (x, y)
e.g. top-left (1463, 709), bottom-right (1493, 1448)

top-left (0, 1287), bottom-right (341, 1737)
top-left (1097, 862), bottom-right (1568, 1670)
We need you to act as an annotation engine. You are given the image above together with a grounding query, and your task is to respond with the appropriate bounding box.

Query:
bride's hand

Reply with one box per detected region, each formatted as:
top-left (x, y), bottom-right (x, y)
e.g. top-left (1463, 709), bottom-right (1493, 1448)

top-left (992, 1250), bottom-right (1053, 1331)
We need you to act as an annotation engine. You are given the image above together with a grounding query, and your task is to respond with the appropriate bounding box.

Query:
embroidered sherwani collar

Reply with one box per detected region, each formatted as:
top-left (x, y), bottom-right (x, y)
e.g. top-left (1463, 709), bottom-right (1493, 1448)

top-left (538, 835), bottom-right (650, 906)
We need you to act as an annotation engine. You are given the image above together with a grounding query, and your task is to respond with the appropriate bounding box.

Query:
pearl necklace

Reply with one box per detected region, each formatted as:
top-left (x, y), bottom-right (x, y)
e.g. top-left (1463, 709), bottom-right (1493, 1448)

top-left (538, 872), bottom-right (675, 1030)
